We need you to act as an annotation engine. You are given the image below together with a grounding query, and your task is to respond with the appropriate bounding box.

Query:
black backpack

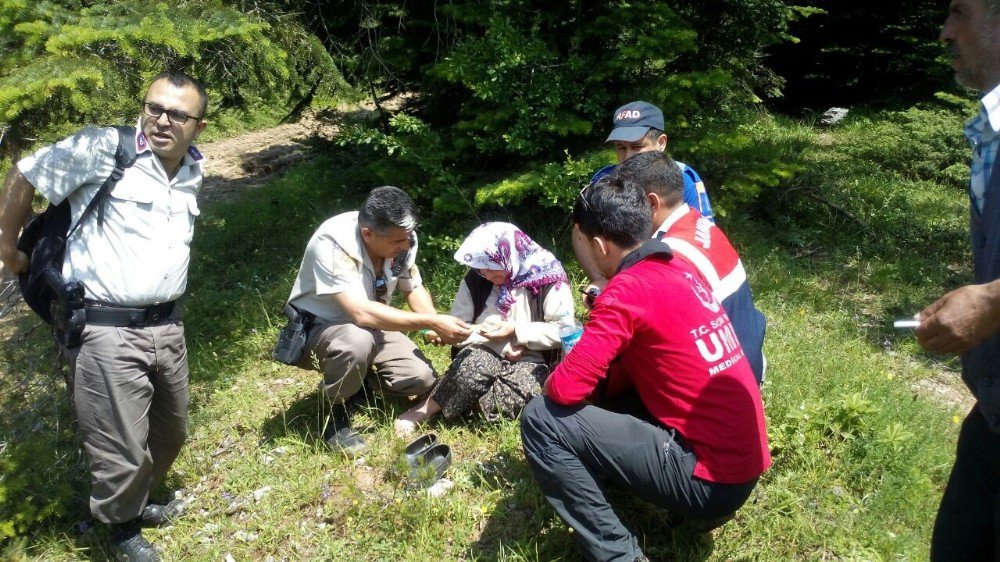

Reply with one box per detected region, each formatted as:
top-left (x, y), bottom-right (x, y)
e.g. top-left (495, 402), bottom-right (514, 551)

top-left (16, 126), bottom-right (139, 323)
top-left (456, 269), bottom-right (560, 367)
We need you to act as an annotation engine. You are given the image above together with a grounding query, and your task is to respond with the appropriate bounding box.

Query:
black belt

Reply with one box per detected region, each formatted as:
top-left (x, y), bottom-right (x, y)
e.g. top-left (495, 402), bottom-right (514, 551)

top-left (84, 300), bottom-right (177, 327)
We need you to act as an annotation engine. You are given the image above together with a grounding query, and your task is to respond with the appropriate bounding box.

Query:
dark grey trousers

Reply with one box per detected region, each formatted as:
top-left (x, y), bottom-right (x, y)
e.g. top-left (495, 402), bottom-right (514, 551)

top-left (931, 405), bottom-right (1000, 561)
top-left (520, 396), bottom-right (757, 562)
top-left (66, 320), bottom-right (189, 524)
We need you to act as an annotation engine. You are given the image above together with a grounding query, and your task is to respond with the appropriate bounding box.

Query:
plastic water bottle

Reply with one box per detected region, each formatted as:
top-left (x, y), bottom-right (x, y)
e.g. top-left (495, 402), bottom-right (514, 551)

top-left (559, 316), bottom-right (583, 355)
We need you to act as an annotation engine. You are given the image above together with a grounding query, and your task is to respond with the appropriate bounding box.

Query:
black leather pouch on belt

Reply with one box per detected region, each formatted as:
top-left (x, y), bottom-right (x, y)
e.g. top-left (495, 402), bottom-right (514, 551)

top-left (44, 268), bottom-right (86, 349)
top-left (273, 303), bottom-right (313, 365)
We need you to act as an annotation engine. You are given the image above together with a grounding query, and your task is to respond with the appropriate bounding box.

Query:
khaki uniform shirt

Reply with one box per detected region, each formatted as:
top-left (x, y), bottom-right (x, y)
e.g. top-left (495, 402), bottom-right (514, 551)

top-left (17, 123), bottom-right (204, 306)
top-left (288, 211), bottom-right (422, 324)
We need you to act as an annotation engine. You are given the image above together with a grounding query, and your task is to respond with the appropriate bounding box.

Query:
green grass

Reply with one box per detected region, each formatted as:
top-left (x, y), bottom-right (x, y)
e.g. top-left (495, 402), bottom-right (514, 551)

top-left (0, 99), bottom-right (978, 560)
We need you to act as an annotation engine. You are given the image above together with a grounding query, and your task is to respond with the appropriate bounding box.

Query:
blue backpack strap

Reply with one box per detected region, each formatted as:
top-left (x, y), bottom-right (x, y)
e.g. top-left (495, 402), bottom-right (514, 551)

top-left (590, 164), bottom-right (617, 184)
top-left (678, 162), bottom-right (714, 223)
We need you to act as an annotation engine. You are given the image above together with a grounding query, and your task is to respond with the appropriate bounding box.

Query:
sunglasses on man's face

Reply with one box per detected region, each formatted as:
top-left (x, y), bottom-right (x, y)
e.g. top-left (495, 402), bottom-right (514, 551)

top-left (144, 102), bottom-right (203, 126)
top-left (373, 275), bottom-right (388, 302)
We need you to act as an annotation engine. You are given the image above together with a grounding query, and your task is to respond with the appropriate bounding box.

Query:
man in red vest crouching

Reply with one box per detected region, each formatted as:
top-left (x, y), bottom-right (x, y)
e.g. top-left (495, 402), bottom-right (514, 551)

top-left (520, 173), bottom-right (770, 562)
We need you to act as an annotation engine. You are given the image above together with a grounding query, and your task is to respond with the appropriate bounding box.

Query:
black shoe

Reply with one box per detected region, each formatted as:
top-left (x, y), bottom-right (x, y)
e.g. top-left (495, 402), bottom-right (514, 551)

top-left (324, 404), bottom-right (366, 457)
top-left (140, 498), bottom-right (185, 527)
top-left (109, 522), bottom-right (161, 562)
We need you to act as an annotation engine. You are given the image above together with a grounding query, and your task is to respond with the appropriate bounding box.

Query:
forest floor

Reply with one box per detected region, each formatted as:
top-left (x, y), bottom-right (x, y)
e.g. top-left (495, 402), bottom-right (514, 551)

top-left (198, 96), bottom-right (409, 204)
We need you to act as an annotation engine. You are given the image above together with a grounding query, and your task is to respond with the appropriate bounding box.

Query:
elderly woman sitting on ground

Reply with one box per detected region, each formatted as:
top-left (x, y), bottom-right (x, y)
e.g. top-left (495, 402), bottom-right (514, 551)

top-left (394, 222), bottom-right (574, 435)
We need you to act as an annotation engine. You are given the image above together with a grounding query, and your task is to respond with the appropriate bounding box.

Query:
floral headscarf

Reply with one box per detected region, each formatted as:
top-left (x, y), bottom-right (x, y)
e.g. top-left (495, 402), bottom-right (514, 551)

top-left (454, 222), bottom-right (568, 319)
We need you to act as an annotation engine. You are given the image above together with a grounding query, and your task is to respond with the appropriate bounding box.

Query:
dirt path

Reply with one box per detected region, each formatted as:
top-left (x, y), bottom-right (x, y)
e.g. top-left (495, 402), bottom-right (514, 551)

top-left (197, 96), bottom-right (409, 204)
top-left (197, 111), bottom-right (340, 204)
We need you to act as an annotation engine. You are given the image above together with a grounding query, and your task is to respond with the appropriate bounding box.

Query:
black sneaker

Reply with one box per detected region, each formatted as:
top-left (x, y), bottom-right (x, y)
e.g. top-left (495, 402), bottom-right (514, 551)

top-left (140, 497), bottom-right (185, 527)
top-left (109, 522), bottom-right (161, 562)
top-left (323, 403), bottom-right (366, 457)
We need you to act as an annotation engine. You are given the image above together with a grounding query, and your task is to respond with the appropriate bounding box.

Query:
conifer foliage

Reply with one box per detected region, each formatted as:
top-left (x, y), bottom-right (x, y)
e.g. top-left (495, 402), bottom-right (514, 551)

top-left (0, 0), bottom-right (336, 159)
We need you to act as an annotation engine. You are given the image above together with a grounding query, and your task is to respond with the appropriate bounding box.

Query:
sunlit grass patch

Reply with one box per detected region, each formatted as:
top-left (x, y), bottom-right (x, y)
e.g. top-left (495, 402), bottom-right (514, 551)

top-left (1, 102), bottom-right (977, 560)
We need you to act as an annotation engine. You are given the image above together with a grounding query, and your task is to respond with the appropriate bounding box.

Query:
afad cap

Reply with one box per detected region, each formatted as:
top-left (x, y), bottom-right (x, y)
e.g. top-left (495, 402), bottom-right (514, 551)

top-left (605, 101), bottom-right (664, 143)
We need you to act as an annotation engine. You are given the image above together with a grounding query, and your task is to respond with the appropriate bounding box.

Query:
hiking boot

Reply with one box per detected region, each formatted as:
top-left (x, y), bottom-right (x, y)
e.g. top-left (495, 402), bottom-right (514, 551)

top-left (139, 497), bottom-right (185, 527)
top-left (323, 403), bottom-right (366, 457)
top-left (109, 522), bottom-right (161, 562)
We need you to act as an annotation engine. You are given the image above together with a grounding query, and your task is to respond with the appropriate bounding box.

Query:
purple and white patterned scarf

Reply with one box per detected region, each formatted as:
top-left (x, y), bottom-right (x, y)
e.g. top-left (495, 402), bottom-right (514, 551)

top-left (454, 222), bottom-right (567, 319)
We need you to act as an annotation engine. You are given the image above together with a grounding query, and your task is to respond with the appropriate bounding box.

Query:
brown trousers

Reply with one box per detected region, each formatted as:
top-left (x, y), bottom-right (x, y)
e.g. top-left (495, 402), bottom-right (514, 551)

top-left (300, 322), bottom-right (436, 404)
top-left (65, 320), bottom-right (189, 524)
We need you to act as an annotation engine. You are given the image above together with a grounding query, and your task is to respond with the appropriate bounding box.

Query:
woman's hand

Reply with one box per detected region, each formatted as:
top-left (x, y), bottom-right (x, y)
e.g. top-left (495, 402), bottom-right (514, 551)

top-left (482, 321), bottom-right (515, 341)
top-left (504, 344), bottom-right (525, 362)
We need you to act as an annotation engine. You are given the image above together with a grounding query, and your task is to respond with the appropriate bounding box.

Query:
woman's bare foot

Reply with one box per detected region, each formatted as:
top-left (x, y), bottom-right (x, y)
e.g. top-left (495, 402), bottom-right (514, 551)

top-left (394, 397), bottom-right (442, 438)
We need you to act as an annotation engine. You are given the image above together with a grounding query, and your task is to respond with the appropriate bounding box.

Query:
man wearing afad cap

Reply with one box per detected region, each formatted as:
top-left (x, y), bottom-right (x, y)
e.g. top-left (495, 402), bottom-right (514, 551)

top-left (592, 101), bottom-right (715, 222)
top-left (575, 101), bottom-right (718, 298)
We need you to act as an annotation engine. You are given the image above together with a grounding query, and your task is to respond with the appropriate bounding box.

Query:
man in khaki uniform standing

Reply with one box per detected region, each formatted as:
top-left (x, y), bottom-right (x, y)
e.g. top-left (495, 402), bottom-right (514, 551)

top-left (0, 71), bottom-right (207, 562)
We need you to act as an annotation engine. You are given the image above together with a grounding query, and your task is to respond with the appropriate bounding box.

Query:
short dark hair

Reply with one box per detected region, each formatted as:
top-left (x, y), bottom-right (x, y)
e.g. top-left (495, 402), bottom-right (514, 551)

top-left (358, 186), bottom-right (419, 233)
top-left (644, 127), bottom-right (665, 143)
top-left (573, 175), bottom-right (651, 248)
top-left (617, 150), bottom-right (684, 208)
top-left (149, 71), bottom-right (208, 117)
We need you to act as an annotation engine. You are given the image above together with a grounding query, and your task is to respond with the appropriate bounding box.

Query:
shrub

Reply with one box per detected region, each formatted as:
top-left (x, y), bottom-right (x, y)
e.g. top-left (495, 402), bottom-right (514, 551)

top-left (768, 0), bottom-right (953, 109)
top-left (305, 0), bottom-right (809, 215)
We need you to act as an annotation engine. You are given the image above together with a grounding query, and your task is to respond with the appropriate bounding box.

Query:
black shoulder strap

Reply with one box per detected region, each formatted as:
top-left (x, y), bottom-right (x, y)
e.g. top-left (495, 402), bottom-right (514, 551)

top-left (531, 283), bottom-right (560, 368)
top-left (465, 269), bottom-right (494, 322)
top-left (468, 271), bottom-right (556, 324)
top-left (68, 125), bottom-right (138, 237)
top-left (529, 283), bottom-right (555, 323)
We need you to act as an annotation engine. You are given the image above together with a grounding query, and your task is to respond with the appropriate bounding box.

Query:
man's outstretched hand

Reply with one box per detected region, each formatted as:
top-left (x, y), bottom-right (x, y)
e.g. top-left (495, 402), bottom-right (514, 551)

top-left (916, 282), bottom-right (1000, 355)
top-left (429, 314), bottom-right (472, 345)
